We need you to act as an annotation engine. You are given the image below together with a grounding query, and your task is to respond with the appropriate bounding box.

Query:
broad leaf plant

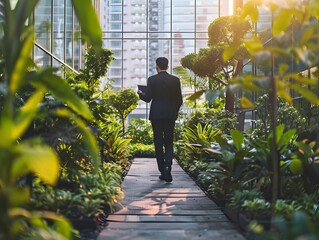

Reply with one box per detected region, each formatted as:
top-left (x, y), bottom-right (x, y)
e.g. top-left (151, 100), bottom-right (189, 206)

top-left (0, 0), bottom-right (102, 239)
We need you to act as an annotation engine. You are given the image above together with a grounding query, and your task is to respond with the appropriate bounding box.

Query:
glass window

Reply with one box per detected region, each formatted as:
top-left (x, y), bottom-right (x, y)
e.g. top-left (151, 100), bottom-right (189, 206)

top-left (111, 5), bottom-right (121, 12)
top-left (101, 0), bottom-right (230, 119)
top-left (111, 41), bottom-right (121, 48)
top-left (111, 14), bottom-right (122, 21)
top-left (111, 23), bottom-right (121, 30)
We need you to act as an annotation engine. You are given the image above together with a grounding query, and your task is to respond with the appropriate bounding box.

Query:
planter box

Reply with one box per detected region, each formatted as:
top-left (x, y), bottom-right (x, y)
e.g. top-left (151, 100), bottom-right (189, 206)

top-left (238, 213), bottom-right (271, 232)
top-left (239, 213), bottom-right (252, 231)
top-left (224, 204), bottom-right (239, 223)
top-left (71, 218), bottom-right (98, 231)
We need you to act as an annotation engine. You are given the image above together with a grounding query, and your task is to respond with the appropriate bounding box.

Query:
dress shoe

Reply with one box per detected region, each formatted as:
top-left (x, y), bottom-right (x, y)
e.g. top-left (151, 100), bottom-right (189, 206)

top-left (163, 166), bottom-right (172, 182)
top-left (159, 175), bottom-right (165, 180)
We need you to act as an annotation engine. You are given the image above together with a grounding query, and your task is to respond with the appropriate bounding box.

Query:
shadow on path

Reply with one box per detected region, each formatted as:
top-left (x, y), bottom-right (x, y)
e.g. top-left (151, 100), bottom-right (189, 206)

top-left (97, 158), bottom-right (246, 240)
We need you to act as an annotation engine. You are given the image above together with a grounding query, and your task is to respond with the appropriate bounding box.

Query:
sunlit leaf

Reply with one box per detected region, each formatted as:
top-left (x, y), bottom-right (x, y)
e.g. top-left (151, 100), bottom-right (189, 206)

top-left (277, 90), bottom-right (292, 105)
top-left (223, 43), bottom-right (239, 61)
top-left (279, 64), bottom-right (288, 76)
top-left (300, 26), bottom-right (315, 45)
top-left (313, 2), bottom-right (319, 20)
top-left (13, 90), bottom-right (44, 140)
top-left (241, 96), bottom-right (253, 108)
top-left (240, 1), bottom-right (260, 23)
top-left (244, 37), bottom-right (263, 55)
top-left (55, 108), bottom-right (100, 170)
top-left (39, 211), bottom-right (72, 239)
top-left (203, 148), bottom-right (221, 155)
top-left (72, 0), bottom-right (102, 51)
top-left (289, 159), bottom-right (303, 175)
top-left (273, 9), bottom-right (294, 36)
top-left (231, 129), bottom-right (244, 151)
top-left (290, 84), bottom-right (319, 105)
top-left (284, 73), bottom-right (317, 85)
top-left (9, 187), bottom-right (30, 207)
top-left (9, 28), bottom-right (34, 93)
top-left (278, 128), bottom-right (296, 153)
top-left (11, 143), bottom-right (60, 185)
top-left (294, 47), bottom-right (312, 66)
top-left (29, 69), bottom-right (93, 120)
top-left (186, 90), bottom-right (205, 101)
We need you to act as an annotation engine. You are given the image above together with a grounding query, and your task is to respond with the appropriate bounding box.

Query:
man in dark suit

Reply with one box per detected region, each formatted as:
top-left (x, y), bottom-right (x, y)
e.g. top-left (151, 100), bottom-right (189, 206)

top-left (138, 57), bottom-right (183, 182)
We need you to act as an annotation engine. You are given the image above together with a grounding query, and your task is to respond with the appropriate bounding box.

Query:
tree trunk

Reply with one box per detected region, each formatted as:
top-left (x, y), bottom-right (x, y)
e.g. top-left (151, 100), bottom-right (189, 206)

top-left (225, 60), bottom-right (243, 113)
top-left (225, 90), bottom-right (235, 113)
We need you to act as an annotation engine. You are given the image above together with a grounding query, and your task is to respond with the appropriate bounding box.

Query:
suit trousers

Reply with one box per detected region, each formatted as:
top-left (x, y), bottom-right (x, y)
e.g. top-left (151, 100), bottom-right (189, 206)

top-left (151, 119), bottom-right (175, 174)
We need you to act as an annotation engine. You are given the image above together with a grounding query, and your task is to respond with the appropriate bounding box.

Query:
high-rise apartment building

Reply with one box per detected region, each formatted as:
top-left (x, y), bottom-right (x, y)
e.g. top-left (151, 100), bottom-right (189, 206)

top-left (100, 0), bottom-right (232, 119)
top-left (0, 0), bottom-right (4, 21)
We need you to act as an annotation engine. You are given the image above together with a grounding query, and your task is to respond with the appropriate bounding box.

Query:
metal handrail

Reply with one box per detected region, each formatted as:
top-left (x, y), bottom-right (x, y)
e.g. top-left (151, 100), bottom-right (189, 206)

top-left (33, 41), bottom-right (79, 74)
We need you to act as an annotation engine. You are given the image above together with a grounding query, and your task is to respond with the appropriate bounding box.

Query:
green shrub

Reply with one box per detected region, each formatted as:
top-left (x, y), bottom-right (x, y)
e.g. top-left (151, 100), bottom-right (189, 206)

top-left (183, 109), bottom-right (215, 129)
top-left (127, 118), bottom-right (153, 145)
top-left (130, 143), bottom-right (155, 157)
top-left (252, 94), bottom-right (306, 140)
top-left (30, 163), bottom-right (123, 219)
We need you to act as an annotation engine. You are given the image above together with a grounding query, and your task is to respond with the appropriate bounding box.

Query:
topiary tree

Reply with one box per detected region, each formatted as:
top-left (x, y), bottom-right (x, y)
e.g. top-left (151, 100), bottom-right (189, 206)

top-left (180, 15), bottom-right (251, 112)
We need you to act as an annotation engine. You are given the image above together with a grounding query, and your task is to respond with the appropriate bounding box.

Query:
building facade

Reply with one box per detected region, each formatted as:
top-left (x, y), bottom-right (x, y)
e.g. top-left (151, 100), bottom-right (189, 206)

top-left (100, 0), bottom-right (232, 119)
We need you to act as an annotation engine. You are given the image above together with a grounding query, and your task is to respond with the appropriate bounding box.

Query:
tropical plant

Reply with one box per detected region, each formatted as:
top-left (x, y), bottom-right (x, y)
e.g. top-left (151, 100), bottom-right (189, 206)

top-left (99, 121), bottom-right (131, 167)
top-left (242, 198), bottom-right (271, 219)
top-left (105, 88), bottom-right (139, 132)
top-left (254, 211), bottom-right (319, 240)
top-left (0, 0), bottom-right (102, 239)
top-left (30, 162), bottom-right (123, 220)
top-left (252, 94), bottom-right (307, 140)
top-left (127, 118), bottom-right (153, 145)
top-left (231, 0), bottom-right (319, 212)
top-left (229, 189), bottom-right (264, 209)
top-left (182, 108), bottom-right (216, 130)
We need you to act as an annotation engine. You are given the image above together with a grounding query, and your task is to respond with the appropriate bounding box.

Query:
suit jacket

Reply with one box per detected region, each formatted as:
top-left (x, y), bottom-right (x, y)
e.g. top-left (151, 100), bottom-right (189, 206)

top-left (139, 71), bottom-right (183, 120)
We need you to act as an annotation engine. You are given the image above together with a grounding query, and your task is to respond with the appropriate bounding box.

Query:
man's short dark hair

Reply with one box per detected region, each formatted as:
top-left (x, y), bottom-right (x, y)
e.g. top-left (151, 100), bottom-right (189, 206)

top-left (156, 57), bottom-right (168, 70)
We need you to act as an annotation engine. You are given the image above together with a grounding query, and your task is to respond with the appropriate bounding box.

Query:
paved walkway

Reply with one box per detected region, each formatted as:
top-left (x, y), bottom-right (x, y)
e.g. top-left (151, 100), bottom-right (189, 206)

top-left (97, 158), bottom-right (246, 240)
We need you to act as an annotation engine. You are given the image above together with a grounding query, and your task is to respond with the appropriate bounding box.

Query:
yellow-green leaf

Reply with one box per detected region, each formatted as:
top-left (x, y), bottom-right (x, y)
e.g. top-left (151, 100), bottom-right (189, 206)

top-left (13, 90), bottom-right (44, 140)
top-left (240, 1), bottom-right (261, 23)
top-left (10, 28), bottom-right (34, 93)
top-left (284, 73), bottom-right (317, 85)
top-left (273, 9), bottom-right (293, 36)
top-left (30, 70), bottom-right (93, 120)
top-left (223, 44), bottom-right (239, 61)
top-left (39, 211), bottom-right (72, 239)
top-left (244, 37), bottom-right (263, 55)
top-left (11, 143), bottom-right (60, 185)
top-left (290, 84), bottom-right (319, 105)
top-left (72, 0), bottom-right (102, 51)
top-left (289, 159), bottom-right (303, 175)
top-left (278, 90), bottom-right (292, 105)
top-left (279, 64), bottom-right (289, 76)
top-left (241, 96), bottom-right (253, 108)
top-left (9, 187), bottom-right (30, 207)
top-left (186, 90), bottom-right (205, 101)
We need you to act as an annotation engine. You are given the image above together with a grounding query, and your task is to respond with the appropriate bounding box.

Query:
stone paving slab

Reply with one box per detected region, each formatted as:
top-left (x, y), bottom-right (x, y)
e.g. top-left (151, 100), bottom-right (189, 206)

top-left (98, 229), bottom-right (245, 240)
top-left (97, 158), bottom-right (246, 240)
